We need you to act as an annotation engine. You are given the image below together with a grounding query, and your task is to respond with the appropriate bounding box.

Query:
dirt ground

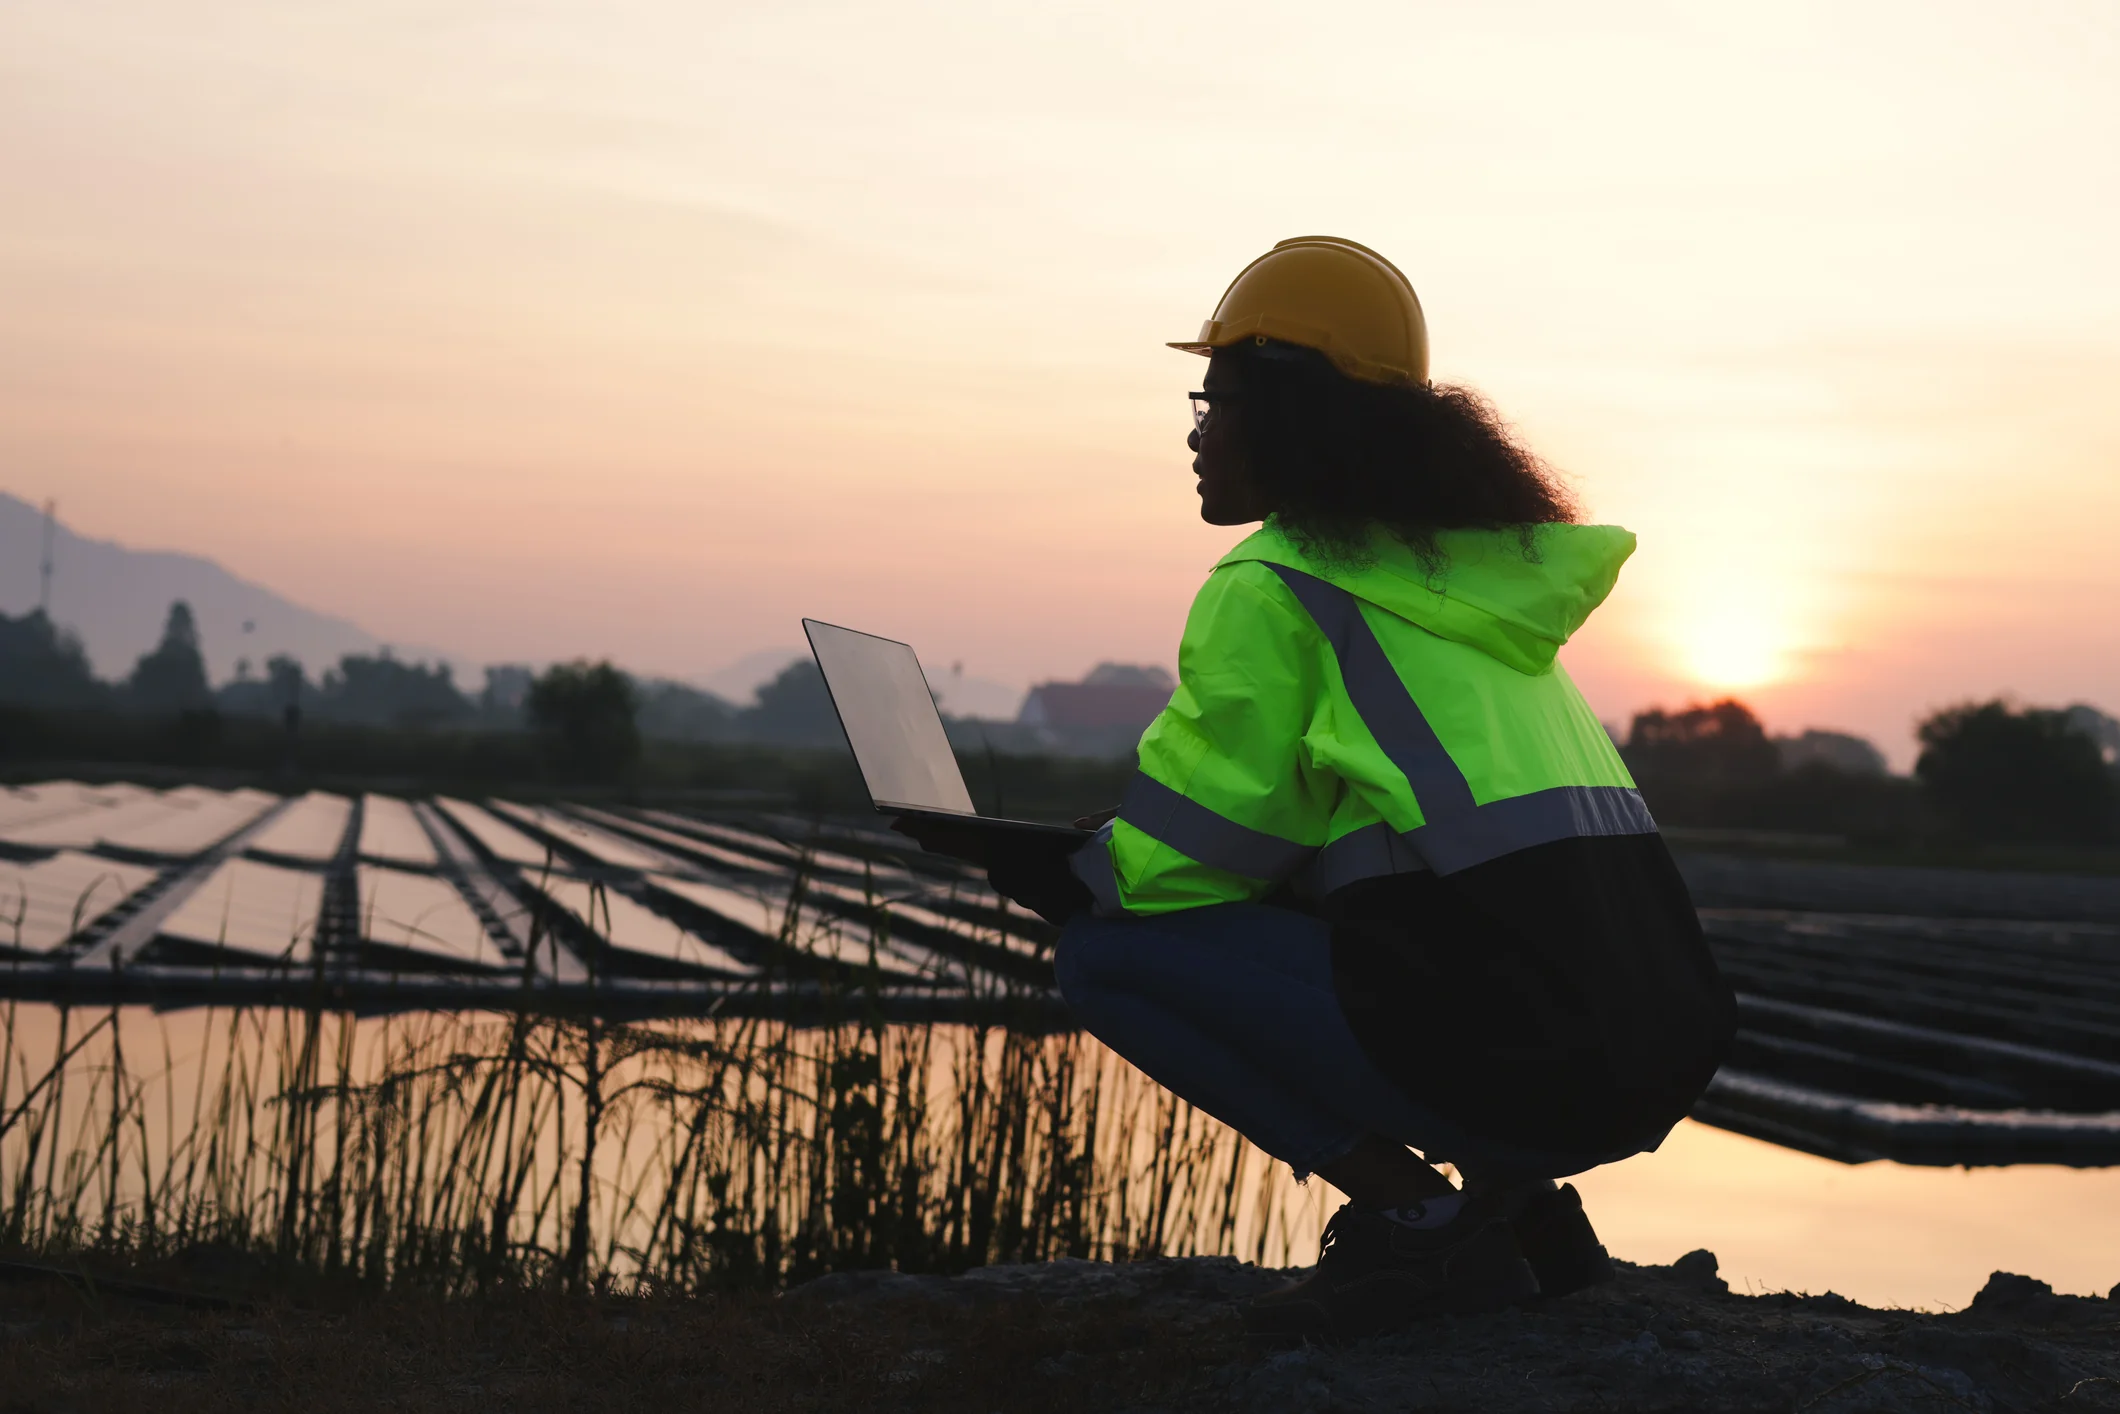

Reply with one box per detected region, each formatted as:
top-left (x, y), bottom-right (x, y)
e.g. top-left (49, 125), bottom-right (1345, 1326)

top-left (4, 1247), bottom-right (2118, 1412)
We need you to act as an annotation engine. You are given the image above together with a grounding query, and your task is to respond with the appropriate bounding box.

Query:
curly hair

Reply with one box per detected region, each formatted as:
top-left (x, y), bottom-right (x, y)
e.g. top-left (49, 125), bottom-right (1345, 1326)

top-left (1219, 339), bottom-right (1577, 569)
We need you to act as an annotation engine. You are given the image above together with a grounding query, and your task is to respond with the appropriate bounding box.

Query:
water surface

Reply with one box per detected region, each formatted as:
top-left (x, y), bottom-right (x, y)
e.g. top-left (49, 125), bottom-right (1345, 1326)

top-left (1577, 1119), bottom-right (2120, 1309)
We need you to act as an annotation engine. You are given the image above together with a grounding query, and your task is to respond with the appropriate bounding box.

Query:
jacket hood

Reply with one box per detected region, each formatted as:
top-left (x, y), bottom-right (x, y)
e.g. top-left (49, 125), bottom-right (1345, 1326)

top-left (1218, 521), bottom-right (1635, 675)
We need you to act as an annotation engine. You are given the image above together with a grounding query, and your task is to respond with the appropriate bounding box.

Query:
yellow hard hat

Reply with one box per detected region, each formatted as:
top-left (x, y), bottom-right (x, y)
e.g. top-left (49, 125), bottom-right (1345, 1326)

top-left (1169, 236), bottom-right (1429, 387)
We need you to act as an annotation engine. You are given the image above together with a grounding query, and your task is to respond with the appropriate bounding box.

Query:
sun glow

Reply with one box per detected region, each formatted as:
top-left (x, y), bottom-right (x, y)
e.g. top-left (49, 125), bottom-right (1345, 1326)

top-left (1667, 581), bottom-right (1810, 692)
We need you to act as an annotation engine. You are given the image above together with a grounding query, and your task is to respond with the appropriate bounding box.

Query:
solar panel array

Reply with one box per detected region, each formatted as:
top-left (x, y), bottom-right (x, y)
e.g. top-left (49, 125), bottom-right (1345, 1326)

top-left (8, 777), bottom-right (2120, 1166)
top-left (0, 780), bottom-right (1039, 1011)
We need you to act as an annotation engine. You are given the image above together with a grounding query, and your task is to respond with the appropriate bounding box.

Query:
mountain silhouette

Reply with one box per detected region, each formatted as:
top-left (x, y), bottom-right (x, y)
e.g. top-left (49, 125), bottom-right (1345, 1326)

top-left (0, 491), bottom-right (436, 683)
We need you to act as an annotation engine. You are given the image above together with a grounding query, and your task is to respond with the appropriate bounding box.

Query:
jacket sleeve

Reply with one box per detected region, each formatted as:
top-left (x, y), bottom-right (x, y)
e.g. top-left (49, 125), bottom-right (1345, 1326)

top-left (1069, 563), bottom-right (1336, 916)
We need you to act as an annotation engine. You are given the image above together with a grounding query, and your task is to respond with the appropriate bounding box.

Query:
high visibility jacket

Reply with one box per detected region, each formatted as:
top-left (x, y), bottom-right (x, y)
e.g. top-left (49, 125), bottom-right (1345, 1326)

top-left (1072, 520), bottom-right (1652, 913)
top-left (1068, 520), bottom-right (1733, 1161)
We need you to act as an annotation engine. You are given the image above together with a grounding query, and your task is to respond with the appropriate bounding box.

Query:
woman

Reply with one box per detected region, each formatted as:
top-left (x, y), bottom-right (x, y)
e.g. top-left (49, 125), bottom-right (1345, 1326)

top-left (1000, 237), bottom-right (1733, 1338)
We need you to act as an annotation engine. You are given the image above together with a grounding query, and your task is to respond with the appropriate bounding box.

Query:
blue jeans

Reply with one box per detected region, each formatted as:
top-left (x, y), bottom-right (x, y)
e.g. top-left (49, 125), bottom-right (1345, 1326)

top-left (1055, 902), bottom-right (1606, 1181)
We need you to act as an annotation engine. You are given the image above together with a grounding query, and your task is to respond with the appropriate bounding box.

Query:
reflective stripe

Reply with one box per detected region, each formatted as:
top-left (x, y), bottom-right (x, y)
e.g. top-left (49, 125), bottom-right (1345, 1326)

top-left (1266, 564), bottom-right (1657, 882)
top-left (1266, 565), bottom-right (1477, 817)
top-left (1412, 785), bottom-right (1657, 876)
top-left (1305, 821), bottom-right (1428, 897)
top-left (1120, 771), bottom-right (1316, 881)
top-left (1068, 823), bottom-right (1125, 916)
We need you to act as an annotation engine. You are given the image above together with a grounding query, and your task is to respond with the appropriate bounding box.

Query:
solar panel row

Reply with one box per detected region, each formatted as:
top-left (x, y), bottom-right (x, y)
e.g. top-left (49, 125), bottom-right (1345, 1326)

top-left (434, 797), bottom-right (558, 869)
top-left (486, 801), bottom-right (673, 872)
top-left (575, 809), bottom-right (779, 877)
top-left (0, 783), bottom-right (278, 858)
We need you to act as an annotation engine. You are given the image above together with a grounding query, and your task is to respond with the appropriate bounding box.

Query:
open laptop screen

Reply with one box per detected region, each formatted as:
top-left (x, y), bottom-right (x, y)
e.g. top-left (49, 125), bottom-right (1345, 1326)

top-left (802, 619), bottom-right (978, 817)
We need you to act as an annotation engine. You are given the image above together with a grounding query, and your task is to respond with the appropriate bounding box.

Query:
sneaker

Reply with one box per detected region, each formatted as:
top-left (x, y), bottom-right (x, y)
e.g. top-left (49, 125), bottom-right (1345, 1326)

top-left (1500, 1181), bottom-right (1614, 1298)
top-left (1240, 1199), bottom-right (1540, 1339)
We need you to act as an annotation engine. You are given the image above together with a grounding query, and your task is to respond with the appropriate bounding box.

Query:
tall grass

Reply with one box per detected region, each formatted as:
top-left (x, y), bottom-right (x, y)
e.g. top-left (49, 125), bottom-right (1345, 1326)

top-left (0, 1002), bottom-right (1321, 1293)
top-left (0, 854), bottom-right (1324, 1291)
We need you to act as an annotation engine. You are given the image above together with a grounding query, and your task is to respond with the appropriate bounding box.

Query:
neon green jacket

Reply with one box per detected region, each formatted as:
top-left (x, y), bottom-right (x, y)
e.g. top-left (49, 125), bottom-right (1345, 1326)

top-left (1070, 521), bottom-right (1653, 914)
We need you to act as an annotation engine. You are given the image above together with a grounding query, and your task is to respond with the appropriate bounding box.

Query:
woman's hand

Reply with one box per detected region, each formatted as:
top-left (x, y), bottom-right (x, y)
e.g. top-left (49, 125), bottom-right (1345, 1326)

top-left (1073, 807), bottom-right (1120, 831)
top-left (986, 844), bottom-right (1093, 926)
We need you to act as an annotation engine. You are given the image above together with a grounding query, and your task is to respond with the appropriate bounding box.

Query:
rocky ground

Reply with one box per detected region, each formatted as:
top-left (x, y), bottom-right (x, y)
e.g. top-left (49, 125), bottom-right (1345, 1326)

top-left (3, 1247), bottom-right (2117, 1412)
top-left (790, 1253), bottom-right (2120, 1413)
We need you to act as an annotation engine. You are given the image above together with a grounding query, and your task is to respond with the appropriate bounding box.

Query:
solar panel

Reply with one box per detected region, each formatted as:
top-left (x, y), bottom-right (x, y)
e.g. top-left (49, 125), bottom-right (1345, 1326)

top-left (634, 812), bottom-right (802, 863)
top-left (805, 875), bottom-right (958, 933)
top-left (645, 875), bottom-right (784, 937)
top-left (645, 875), bottom-right (935, 980)
top-left (801, 844), bottom-right (911, 882)
top-left (357, 795), bottom-right (439, 868)
top-left (245, 791), bottom-right (353, 864)
top-left (0, 851), bottom-right (159, 955)
top-left (101, 788), bottom-right (280, 859)
top-left (565, 808), bottom-right (775, 876)
top-left (486, 801), bottom-right (673, 871)
top-left (535, 876), bottom-right (756, 976)
top-left (0, 781), bottom-right (146, 831)
top-left (434, 798), bottom-right (560, 869)
top-left (157, 858), bottom-right (322, 963)
top-left (2, 791), bottom-right (185, 850)
top-left (356, 865), bottom-right (508, 970)
top-left (801, 875), bottom-right (1047, 962)
top-left (652, 813), bottom-right (915, 885)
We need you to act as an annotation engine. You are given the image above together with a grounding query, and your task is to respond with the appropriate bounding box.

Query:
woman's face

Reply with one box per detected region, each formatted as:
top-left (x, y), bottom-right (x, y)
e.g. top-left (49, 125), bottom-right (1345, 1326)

top-left (1190, 353), bottom-right (1269, 526)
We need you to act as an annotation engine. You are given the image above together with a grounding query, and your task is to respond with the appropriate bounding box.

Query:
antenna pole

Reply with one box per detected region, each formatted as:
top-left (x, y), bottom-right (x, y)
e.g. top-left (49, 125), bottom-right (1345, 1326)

top-left (38, 499), bottom-right (55, 616)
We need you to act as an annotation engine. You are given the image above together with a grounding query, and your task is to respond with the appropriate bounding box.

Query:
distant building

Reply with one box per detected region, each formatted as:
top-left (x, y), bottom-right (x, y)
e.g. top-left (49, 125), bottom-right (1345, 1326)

top-left (1017, 663), bottom-right (1174, 757)
top-left (1774, 729), bottom-right (1888, 777)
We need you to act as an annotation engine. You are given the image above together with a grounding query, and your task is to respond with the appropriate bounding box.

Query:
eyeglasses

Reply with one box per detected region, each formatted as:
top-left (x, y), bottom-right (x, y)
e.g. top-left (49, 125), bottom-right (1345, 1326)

top-left (1188, 391), bottom-right (1234, 431)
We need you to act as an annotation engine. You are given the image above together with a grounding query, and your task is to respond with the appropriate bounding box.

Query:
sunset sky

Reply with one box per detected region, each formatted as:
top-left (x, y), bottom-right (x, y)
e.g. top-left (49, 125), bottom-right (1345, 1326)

top-left (5, 1), bottom-right (2117, 764)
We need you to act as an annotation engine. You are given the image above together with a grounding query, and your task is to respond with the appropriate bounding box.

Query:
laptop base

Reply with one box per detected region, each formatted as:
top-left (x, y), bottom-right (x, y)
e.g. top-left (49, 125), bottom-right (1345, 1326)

top-left (886, 807), bottom-right (1089, 869)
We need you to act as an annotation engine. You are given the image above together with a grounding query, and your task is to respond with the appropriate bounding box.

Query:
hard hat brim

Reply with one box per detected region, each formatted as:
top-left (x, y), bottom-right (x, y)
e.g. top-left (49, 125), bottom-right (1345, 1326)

top-left (1165, 328), bottom-right (1422, 387)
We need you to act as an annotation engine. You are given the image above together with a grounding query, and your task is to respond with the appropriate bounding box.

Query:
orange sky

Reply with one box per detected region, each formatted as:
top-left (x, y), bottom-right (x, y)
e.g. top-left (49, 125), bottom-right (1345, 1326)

top-left (5, 1), bottom-right (2117, 764)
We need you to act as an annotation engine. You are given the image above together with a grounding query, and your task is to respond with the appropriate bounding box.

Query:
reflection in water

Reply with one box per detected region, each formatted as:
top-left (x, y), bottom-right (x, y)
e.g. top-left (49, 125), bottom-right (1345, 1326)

top-left (1575, 1120), bottom-right (2120, 1310)
top-left (0, 1002), bottom-right (1325, 1284)
top-left (4, 1002), bottom-right (2115, 1306)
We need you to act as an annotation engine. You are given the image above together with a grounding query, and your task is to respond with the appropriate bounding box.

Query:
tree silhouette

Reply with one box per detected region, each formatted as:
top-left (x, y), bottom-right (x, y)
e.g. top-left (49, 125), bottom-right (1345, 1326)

top-left (738, 661), bottom-right (845, 747)
top-left (527, 660), bottom-right (640, 779)
top-left (1625, 699), bottom-right (1780, 790)
top-left (0, 609), bottom-right (107, 709)
top-left (127, 601), bottom-right (212, 713)
top-left (1916, 700), bottom-right (2114, 845)
top-left (316, 654), bottom-right (471, 728)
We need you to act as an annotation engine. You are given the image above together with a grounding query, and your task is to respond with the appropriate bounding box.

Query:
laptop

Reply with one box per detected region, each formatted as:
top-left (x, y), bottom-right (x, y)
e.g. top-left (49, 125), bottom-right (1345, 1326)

top-left (802, 619), bottom-right (1091, 863)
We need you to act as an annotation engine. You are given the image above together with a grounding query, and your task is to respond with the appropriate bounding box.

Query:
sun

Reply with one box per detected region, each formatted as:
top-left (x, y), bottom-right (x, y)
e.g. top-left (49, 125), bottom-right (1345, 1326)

top-left (1668, 582), bottom-right (1806, 692)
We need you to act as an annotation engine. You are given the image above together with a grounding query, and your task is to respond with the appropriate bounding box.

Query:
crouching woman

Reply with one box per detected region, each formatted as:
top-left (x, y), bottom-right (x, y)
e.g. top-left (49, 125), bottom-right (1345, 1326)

top-left (1049, 238), bottom-right (1734, 1338)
